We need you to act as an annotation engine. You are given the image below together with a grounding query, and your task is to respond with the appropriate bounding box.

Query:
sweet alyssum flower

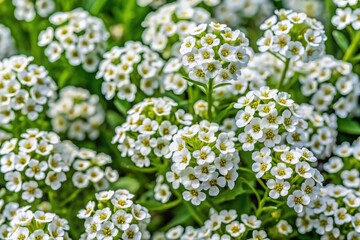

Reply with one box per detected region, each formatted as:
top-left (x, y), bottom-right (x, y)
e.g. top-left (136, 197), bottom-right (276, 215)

top-left (0, 129), bottom-right (118, 203)
top-left (12, 0), bottom-right (55, 22)
top-left (283, 0), bottom-right (324, 19)
top-left (78, 189), bottom-right (151, 240)
top-left (141, 1), bottom-right (211, 59)
top-left (112, 97), bottom-right (193, 168)
top-left (96, 41), bottom-right (164, 101)
top-left (156, 208), bottom-right (268, 239)
top-left (0, 55), bottom-right (57, 125)
top-left (332, 0), bottom-right (360, 30)
top-left (0, 202), bottom-right (71, 239)
top-left (0, 24), bottom-right (15, 60)
top-left (38, 8), bottom-right (109, 72)
top-left (166, 120), bottom-right (239, 205)
top-left (47, 86), bottom-right (105, 141)
top-left (257, 9), bottom-right (326, 62)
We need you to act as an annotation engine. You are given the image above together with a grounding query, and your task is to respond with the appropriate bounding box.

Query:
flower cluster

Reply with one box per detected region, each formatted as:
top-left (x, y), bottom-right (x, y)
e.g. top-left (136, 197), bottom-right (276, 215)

top-left (332, 0), bottom-right (360, 30)
top-left (234, 89), bottom-right (324, 212)
top-left (283, 0), bottom-right (323, 19)
top-left (78, 189), bottom-right (151, 240)
top-left (294, 55), bottom-right (360, 118)
top-left (96, 41), bottom-right (164, 101)
top-left (57, 140), bottom-right (119, 191)
top-left (0, 55), bottom-right (57, 124)
top-left (180, 22), bottom-right (250, 84)
top-left (47, 86), bottom-right (105, 140)
top-left (257, 9), bottom-right (326, 62)
top-left (0, 202), bottom-right (71, 239)
top-left (141, 1), bottom-right (211, 59)
top-left (12, 0), bottom-right (55, 22)
top-left (166, 120), bottom-right (240, 205)
top-left (215, 0), bottom-right (273, 28)
top-left (112, 97), bottom-right (193, 168)
top-left (295, 104), bottom-right (338, 159)
top-left (38, 8), bottom-right (109, 72)
top-left (154, 209), bottom-right (268, 239)
top-left (0, 24), bottom-right (15, 60)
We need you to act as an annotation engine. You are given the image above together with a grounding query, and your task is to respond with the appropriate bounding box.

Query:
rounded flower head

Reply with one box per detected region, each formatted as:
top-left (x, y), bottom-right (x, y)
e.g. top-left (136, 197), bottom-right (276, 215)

top-left (167, 120), bottom-right (239, 205)
top-left (38, 8), bottom-right (109, 72)
top-left (0, 202), bottom-right (70, 239)
top-left (78, 189), bottom-right (151, 240)
top-left (258, 9), bottom-right (326, 62)
top-left (47, 86), bottom-right (105, 141)
top-left (141, 1), bottom-right (211, 59)
top-left (12, 0), bottom-right (55, 22)
top-left (180, 22), bottom-right (251, 85)
top-left (96, 41), bottom-right (164, 101)
top-left (0, 24), bottom-right (15, 59)
top-left (0, 55), bottom-right (57, 125)
top-left (112, 97), bottom-right (193, 168)
top-left (332, 1), bottom-right (360, 30)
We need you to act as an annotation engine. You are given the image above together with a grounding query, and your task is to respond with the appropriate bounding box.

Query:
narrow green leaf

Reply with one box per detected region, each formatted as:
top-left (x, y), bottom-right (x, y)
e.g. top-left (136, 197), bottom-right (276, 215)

top-left (332, 31), bottom-right (349, 52)
top-left (114, 99), bottom-right (129, 116)
top-left (338, 118), bottom-right (360, 135)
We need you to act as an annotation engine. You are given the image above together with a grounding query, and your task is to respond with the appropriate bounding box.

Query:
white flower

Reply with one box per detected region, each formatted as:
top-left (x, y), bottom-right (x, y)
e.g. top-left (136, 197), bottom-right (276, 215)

top-left (267, 179), bottom-right (290, 199)
top-left (287, 190), bottom-right (310, 213)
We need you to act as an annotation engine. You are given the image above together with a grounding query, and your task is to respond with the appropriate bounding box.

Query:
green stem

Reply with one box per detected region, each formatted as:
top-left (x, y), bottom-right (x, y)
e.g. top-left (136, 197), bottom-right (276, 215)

top-left (277, 59), bottom-right (290, 90)
top-left (343, 31), bottom-right (360, 61)
top-left (60, 188), bottom-right (82, 207)
top-left (256, 189), bottom-right (270, 217)
top-left (207, 78), bottom-right (214, 121)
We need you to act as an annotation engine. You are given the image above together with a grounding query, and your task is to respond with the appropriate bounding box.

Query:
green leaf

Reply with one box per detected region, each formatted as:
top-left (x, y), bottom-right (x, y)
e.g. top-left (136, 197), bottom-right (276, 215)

top-left (213, 82), bottom-right (231, 89)
top-left (114, 99), bottom-right (129, 115)
top-left (350, 54), bottom-right (360, 63)
top-left (106, 110), bottom-right (124, 127)
top-left (138, 198), bottom-right (181, 212)
top-left (213, 181), bottom-right (246, 204)
top-left (111, 176), bottom-right (141, 193)
top-left (183, 76), bottom-right (207, 90)
top-left (332, 31), bottom-right (349, 52)
top-left (338, 118), bottom-right (360, 135)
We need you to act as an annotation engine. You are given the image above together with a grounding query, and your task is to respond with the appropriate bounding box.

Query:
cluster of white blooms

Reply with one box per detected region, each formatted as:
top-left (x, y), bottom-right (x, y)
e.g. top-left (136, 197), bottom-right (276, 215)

top-left (283, 0), bottom-right (323, 19)
top-left (297, 183), bottom-right (360, 239)
top-left (293, 55), bottom-right (360, 118)
top-left (323, 139), bottom-right (360, 181)
top-left (0, 129), bottom-right (118, 203)
top-left (295, 104), bottom-right (338, 159)
top-left (96, 41), bottom-right (164, 101)
top-left (78, 189), bottom-right (151, 240)
top-left (141, 1), bottom-right (211, 59)
top-left (257, 9), bottom-right (326, 62)
top-left (12, 0), bottom-right (55, 22)
top-left (332, 0), bottom-right (360, 30)
top-left (38, 8), bottom-right (109, 72)
top-left (112, 97), bottom-right (193, 168)
top-left (0, 55), bottom-right (57, 124)
top-left (0, 202), bottom-right (71, 239)
top-left (154, 209), bottom-right (268, 240)
top-left (234, 89), bottom-right (324, 213)
top-left (180, 22), bottom-right (250, 85)
top-left (154, 175), bottom-right (172, 203)
top-left (0, 129), bottom-right (67, 202)
top-left (57, 140), bottom-right (119, 191)
top-left (47, 86), bottom-right (105, 141)
top-left (166, 120), bottom-right (240, 205)
top-left (0, 24), bottom-right (15, 60)
top-left (215, 0), bottom-right (273, 28)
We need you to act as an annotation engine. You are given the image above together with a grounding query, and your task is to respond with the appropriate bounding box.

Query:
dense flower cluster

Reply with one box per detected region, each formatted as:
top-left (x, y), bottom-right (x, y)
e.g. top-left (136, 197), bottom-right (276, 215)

top-left (96, 41), bottom-right (164, 101)
top-left (12, 0), bottom-right (55, 22)
top-left (0, 129), bottom-right (117, 203)
top-left (154, 209), bottom-right (268, 239)
top-left (294, 55), bottom-right (360, 118)
top-left (0, 202), bottom-right (71, 239)
top-left (284, 0), bottom-right (323, 19)
top-left (47, 86), bottom-right (105, 140)
top-left (0, 24), bottom-right (15, 60)
top-left (141, 1), bottom-right (211, 59)
top-left (257, 9), bottom-right (327, 62)
top-left (112, 97), bottom-right (193, 167)
top-left (215, 0), bottom-right (273, 28)
top-left (78, 189), bottom-right (151, 240)
top-left (295, 104), bottom-right (338, 159)
top-left (166, 120), bottom-right (240, 205)
top-left (38, 8), bottom-right (109, 72)
top-left (332, 0), bottom-right (360, 30)
top-left (0, 55), bottom-right (57, 124)
top-left (180, 22), bottom-right (250, 84)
